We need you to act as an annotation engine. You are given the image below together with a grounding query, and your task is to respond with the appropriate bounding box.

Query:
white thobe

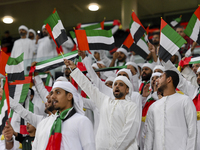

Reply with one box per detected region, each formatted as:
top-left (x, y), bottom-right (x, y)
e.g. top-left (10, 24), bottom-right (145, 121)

top-left (32, 110), bottom-right (95, 150)
top-left (36, 36), bottom-right (57, 61)
top-left (144, 93), bottom-right (197, 150)
top-left (71, 68), bottom-right (140, 150)
top-left (83, 97), bottom-right (100, 137)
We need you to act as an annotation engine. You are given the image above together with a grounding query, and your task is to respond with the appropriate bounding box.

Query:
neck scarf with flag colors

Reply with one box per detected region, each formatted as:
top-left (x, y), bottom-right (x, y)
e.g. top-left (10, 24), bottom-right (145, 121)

top-left (46, 107), bottom-right (76, 150)
top-left (139, 80), bottom-right (150, 95)
top-left (184, 6), bottom-right (200, 45)
top-left (5, 53), bottom-right (25, 82)
top-left (192, 90), bottom-right (200, 120)
top-left (158, 18), bottom-right (186, 62)
top-left (142, 97), bottom-right (155, 122)
top-left (129, 11), bottom-right (146, 44)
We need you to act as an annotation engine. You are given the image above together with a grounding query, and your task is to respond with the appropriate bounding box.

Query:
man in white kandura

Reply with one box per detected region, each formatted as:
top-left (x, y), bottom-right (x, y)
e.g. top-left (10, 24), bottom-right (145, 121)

top-left (144, 70), bottom-right (197, 150)
top-left (65, 59), bottom-right (140, 150)
top-left (32, 81), bottom-right (95, 150)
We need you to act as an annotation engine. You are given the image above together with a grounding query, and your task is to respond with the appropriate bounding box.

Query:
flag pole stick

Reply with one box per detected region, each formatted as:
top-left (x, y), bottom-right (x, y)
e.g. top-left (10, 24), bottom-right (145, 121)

top-left (60, 51), bottom-right (73, 72)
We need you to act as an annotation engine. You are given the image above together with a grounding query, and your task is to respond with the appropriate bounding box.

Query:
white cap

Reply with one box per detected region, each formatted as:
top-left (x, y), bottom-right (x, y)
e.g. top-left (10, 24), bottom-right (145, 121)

top-left (18, 25), bottom-right (28, 33)
top-left (116, 69), bottom-right (132, 80)
top-left (153, 65), bottom-right (165, 73)
top-left (142, 63), bottom-right (155, 71)
top-left (116, 48), bottom-right (128, 57)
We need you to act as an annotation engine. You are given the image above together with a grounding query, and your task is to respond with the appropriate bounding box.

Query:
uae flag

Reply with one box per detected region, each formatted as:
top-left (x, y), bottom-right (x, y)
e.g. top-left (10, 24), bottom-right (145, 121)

top-left (39, 73), bottom-right (53, 87)
top-left (129, 11), bottom-right (146, 43)
top-left (0, 51), bottom-right (9, 76)
top-left (178, 56), bottom-right (200, 67)
top-left (170, 15), bottom-right (182, 27)
top-left (73, 29), bottom-right (115, 52)
top-left (5, 53), bottom-right (25, 81)
top-left (44, 10), bottom-right (68, 48)
top-left (35, 50), bottom-right (78, 72)
top-left (158, 18), bottom-right (186, 62)
top-left (76, 20), bottom-right (121, 30)
top-left (0, 77), bottom-right (10, 135)
top-left (8, 76), bottom-right (31, 103)
top-left (184, 6), bottom-right (200, 45)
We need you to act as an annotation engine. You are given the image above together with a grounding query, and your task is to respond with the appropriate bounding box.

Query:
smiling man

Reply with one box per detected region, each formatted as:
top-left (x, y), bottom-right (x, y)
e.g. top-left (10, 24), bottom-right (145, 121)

top-left (65, 59), bottom-right (140, 150)
top-left (144, 70), bottom-right (197, 150)
top-left (32, 81), bottom-right (95, 150)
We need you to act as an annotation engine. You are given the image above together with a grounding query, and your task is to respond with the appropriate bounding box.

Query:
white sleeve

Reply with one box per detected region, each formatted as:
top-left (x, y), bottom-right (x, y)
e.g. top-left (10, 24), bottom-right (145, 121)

top-left (82, 57), bottom-right (113, 97)
top-left (82, 98), bottom-right (95, 111)
top-left (34, 76), bottom-right (49, 103)
top-left (79, 118), bottom-right (96, 150)
top-left (144, 105), bottom-right (154, 150)
top-left (71, 68), bottom-right (109, 110)
top-left (162, 60), bottom-right (198, 99)
top-left (184, 97), bottom-right (197, 150)
top-left (10, 97), bottom-right (44, 128)
top-left (110, 103), bottom-right (140, 150)
top-left (131, 74), bottom-right (139, 92)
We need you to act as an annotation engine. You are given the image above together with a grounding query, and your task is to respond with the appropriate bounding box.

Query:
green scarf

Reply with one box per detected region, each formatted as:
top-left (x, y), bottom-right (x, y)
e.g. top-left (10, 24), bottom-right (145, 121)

top-left (29, 100), bottom-right (34, 113)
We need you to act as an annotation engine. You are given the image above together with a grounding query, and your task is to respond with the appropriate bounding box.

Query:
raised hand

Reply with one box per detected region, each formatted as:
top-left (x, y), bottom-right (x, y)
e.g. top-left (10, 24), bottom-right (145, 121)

top-left (142, 83), bottom-right (150, 97)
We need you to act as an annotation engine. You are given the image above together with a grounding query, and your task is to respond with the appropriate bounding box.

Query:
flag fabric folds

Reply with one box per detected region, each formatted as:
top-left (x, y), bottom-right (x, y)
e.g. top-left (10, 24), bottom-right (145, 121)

top-left (178, 56), bottom-right (200, 68)
top-left (5, 53), bottom-right (25, 81)
top-left (35, 50), bottom-right (78, 72)
top-left (72, 29), bottom-right (115, 52)
top-left (129, 11), bottom-right (146, 43)
top-left (184, 6), bottom-right (200, 45)
top-left (0, 51), bottom-right (9, 76)
top-left (158, 18), bottom-right (186, 62)
top-left (170, 15), bottom-right (182, 27)
top-left (0, 77), bottom-right (10, 135)
top-left (44, 10), bottom-right (68, 48)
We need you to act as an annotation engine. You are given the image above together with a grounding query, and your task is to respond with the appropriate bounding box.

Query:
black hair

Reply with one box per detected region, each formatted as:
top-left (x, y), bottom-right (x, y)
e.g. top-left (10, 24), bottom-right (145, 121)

top-left (4, 30), bottom-right (9, 34)
top-left (153, 32), bottom-right (160, 36)
top-left (164, 70), bottom-right (179, 88)
top-left (29, 88), bottom-right (34, 96)
top-left (65, 91), bottom-right (74, 105)
top-left (175, 26), bottom-right (184, 30)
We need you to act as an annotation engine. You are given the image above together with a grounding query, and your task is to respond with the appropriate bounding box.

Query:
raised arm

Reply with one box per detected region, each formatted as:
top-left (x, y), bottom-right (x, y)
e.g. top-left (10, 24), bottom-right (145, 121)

top-left (10, 97), bottom-right (44, 128)
top-left (65, 59), bottom-right (109, 110)
top-left (82, 57), bottom-right (113, 97)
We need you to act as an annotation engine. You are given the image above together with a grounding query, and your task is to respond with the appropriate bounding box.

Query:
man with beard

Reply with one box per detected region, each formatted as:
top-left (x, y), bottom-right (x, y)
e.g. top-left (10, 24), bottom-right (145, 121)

top-left (139, 63), bottom-right (155, 96)
top-left (192, 63), bottom-right (200, 74)
top-left (32, 81), bottom-right (95, 150)
top-left (11, 25), bottom-right (35, 67)
top-left (144, 70), bottom-right (196, 150)
top-left (152, 32), bottom-right (160, 50)
top-left (65, 59), bottom-right (140, 150)
top-left (109, 47), bottom-right (128, 67)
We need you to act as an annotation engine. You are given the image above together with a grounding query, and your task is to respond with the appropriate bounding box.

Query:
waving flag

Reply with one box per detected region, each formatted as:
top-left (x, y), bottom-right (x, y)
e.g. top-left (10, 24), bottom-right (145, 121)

top-left (0, 77), bottom-right (10, 135)
top-left (0, 51), bottom-right (9, 76)
top-left (158, 18), bottom-right (186, 62)
top-left (5, 53), bottom-right (25, 81)
top-left (184, 6), bottom-right (200, 44)
top-left (35, 50), bottom-right (78, 72)
top-left (170, 15), bottom-right (182, 27)
top-left (44, 10), bottom-right (68, 48)
top-left (129, 11), bottom-right (146, 43)
top-left (72, 29), bottom-right (115, 53)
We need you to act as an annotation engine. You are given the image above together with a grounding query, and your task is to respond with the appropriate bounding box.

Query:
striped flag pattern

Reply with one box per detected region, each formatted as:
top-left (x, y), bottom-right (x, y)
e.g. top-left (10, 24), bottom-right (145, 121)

top-left (5, 53), bottom-right (25, 81)
top-left (158, 18), bottom-right (186, 62)
top-left (170, 15), bottom-right (182, 27)
top-left (44, 10), bottom-right (68, 48)
top-left (35, 50), bottom-right (78, 72)
top-left (0, 51), bottom-right (9, 76)
top-left (9, 76), bottom-right (31, 103)
top-left (0, 77), bottom-right (10, 135)
top-left (71, 30), bottom-right (115, 51)
top-left (184, 6), bottom-right (200, 45)
top-left (178, 56), bottom-right (200, 68)
top-left (129, 11), bottom-right (146, 43)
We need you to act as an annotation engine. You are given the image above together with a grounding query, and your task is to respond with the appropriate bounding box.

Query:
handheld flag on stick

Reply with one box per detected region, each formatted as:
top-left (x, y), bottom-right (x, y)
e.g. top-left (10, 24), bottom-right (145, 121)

top-left (158, 18), bottom-right (186, 62)
top-left (44, 9), bottom-right (68, 54)
top-left (170, 15), bottom-right (182, 27)
top-left (5, 53), bottom-right (25, 81)
top-left (129, 11), bottom-right (146, 43)
top-left (0, 50), bottom-right (9, 76)
top-left (184, 6), bottom-right (200, 45)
